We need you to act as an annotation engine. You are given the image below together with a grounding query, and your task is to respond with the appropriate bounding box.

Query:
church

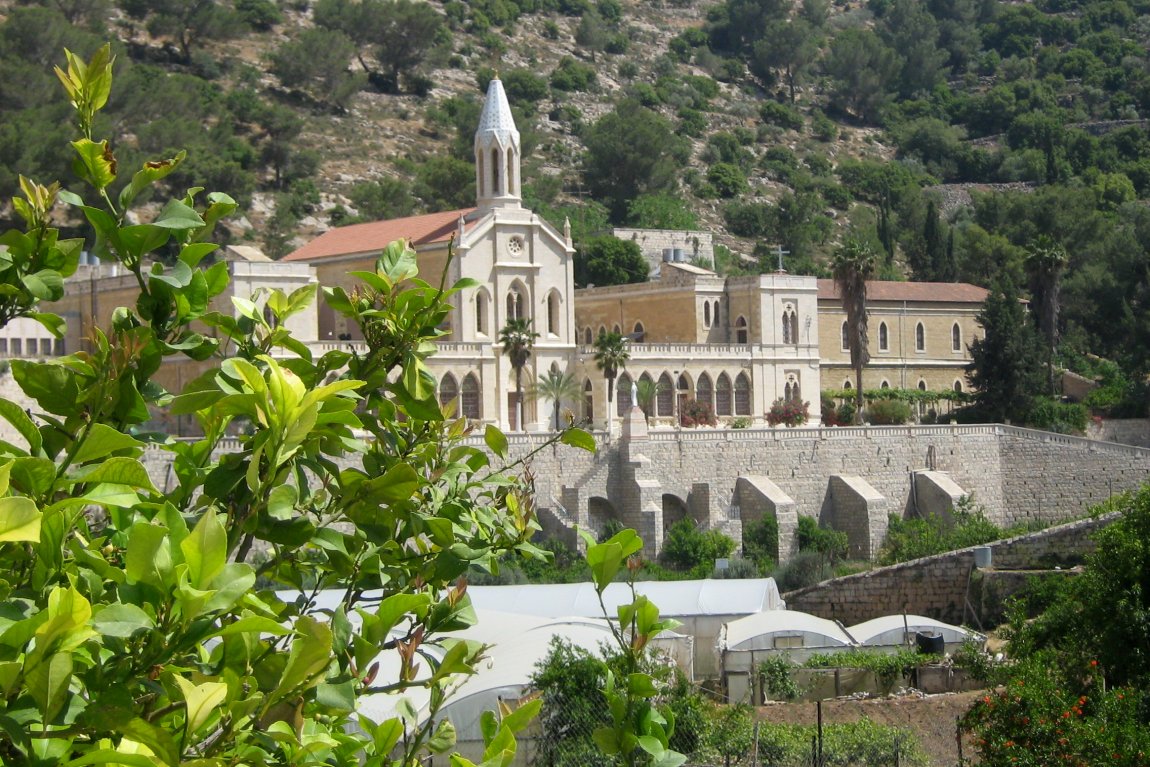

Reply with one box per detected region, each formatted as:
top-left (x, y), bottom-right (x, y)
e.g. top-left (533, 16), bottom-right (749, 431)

top-left (14, 79), bottom-right (987, 433)
top-left (283, 78), bottom-right (986, 430)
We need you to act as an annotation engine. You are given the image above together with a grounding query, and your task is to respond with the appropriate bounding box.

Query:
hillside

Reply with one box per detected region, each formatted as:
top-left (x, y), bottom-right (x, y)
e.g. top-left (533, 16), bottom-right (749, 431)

top-left (4, 0), bottom-right (1150, 392)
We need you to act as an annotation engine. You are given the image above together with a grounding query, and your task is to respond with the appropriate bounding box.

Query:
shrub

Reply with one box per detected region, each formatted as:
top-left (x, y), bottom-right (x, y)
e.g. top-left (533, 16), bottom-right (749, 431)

top-left (659, 518), bottom-right (736, 575)
top-left (743, 514), bottom-right (778, 572)
top-left (760, 100), bottom-right (805, 131)
top-left (1026, 396), bottom-right (1088, 434)
top-left (706, 162), bottom-right (749, 197)
top-left (730, 415), bottom-right (753, 428)
top-left (236, 0), bottom-right (281, 28)
top-left (879, 496), bottom-right (1008, 565)
top-left (759, 657), bottom-right (801, 700)
top-left (773, 550), bottom-right (835, 591)
top-left (550, 56), bottom-right (597, 91)
top-left (867, 398), bottom-right (912, 424)
top-left (821, 394), bottom-right (843, 426)
top-left (681, 397), bottom-right (718, 427)
top-left (811, 109), bottom-right (838, 141)
top-left (797, 515), bottom-right (849, 561)
top-left (714, 556), bottom-right (761, 578)
top-left (767, 398), bottom-right (810, 426)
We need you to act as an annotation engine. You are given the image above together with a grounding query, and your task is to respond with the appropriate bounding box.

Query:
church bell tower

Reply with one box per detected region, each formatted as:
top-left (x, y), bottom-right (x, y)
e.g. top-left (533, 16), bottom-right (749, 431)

top-left (474, 78), bottom-right (522, 211)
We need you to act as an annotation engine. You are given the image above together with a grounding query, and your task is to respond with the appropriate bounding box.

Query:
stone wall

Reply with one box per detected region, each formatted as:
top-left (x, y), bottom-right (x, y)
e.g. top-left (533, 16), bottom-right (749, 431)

top-left (784, 515), bottom-right (1113, 625)
top-left (1087, 418), bottom-right (1150, 448)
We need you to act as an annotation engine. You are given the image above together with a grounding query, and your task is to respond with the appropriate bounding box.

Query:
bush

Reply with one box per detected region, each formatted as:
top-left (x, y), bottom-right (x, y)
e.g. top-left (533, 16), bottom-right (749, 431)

top-left (773, 550), bottom-right (835, 591)
top-left (867, 398), bottom-right (912, 424)
top-left (797, 515), bottom-right (849, 561)
top-left (714, 556), bottom-right (761, 578)
top-left (550, 56), bottom-right (597, 91)
top-left (706, 162), bottom-right (749, 197)
top-left (659, 518), bottom-right (736, 575)
top-left (742, 515), bottom-right (778, 572)
top-left (879, 496), bottom-right (1009, 565)
top-left (680, 397), bottom-right (718, 427)
top-left (730, 415), bottom-right (753, 428)
top-left (1026, 396), bottom-right (1088, 434)
top-left (767, 398), bottom-right (810, 427)
top-left (236, 0), bottom-right (281, 28)
top-left (760, 100), bottom-right (804, 131)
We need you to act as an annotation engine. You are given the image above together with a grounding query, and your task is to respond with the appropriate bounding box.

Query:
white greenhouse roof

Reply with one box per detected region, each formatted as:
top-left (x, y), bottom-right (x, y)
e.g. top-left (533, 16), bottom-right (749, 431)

top-left (848, 614), bottom-right (985, 647)
top-left (722, 609), bottom-right (854, 651)
top-left (467, 578), bottom-right (782, 619)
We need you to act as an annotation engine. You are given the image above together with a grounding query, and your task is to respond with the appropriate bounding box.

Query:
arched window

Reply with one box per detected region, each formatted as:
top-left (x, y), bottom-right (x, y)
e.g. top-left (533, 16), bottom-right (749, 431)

top-left (439, 373), bottom-right (459, 412)
top-left (633, 321), bottom-right (645, 341)
top-left (841, 321), bottom-right (849, 352)
top-left (716, 373), bottom-right (733, 416)
top-left (696, 373), bottom-right (713, 410)
top-left (584, 327), bottom-right (593, 345)
top-left (475, 290), bottom-right (489, 335)
top-left (879, 322), bottom-right (889, 352)
top-left (952, 323), bottom-right (961, 352)
top-left (880, 380), bottom-right (890, 389)
top-left (790, 310), bottom-right (799, 345)
top-left (477, 152), bottom-right (485, 197)
top-left (704, 302), bottom-right (711, 328)
top-left (507, 148), bottom-right (516, 195)
top-left (916, 322), bottom-right (926, 352)
top-left (735, 316), bottom-right (748, 344)
top-left (918, 379), bottom-right (928, 391)
top-left (583, 378), bottom-right (594, 423)
top-left (843, 379), bottom-right (852, 389)
top-left (612, 324), bottom-right (621, 335)
top-left (785, 375), bottom-right (800, 403)
top-left (714, 300), bottom-right (721, 326)
top-left (506, 283), bottom-right (526, 321)
top-left (657, 373), bottom-right (674, 417)
top-left (734, 373), bottom-right (751, 415)
top-left (598, 325), bottom-right (607, 339)
top-left (491, 148), bottom-right (501, 195)
top-left (617, 373), bottom-right (633, 416)
top-left (547, 291), bottom-right (560, 336)
top-left (782, 309), bottom-right (791, 344)
top-left (954, 379), bottom-right (964, 393)
top-left (461, 373), bottom-right (481, 419)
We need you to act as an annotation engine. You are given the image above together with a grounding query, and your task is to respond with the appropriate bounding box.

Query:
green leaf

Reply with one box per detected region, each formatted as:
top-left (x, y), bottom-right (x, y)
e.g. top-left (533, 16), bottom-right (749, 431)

top-left (428, 718), bottom-right (457, 754)
top-left (10, 456), bottom-right (56, 497)
top-left (0, 496), bottom-right (41, 543)
top-left (67, 456), bottom-right (157, 492)
top-left (27, 650), bottom-right (72, 721)
top-left (118, 151), bottom-right (186, 210)
top-left (180, 509), bottom-right (227, 590)
top-left (315, 680), bottom-right (355, 712)
top-left (22, 270), bottom-right (65, 301)
top-left (70, 138), bottom-right (117, 190)
top-left (29, 312), bottom-right (66, 339)
top-left (560, 428), bottom-right (596, 453)
top-left (500, 697), bottom-right (541, 734)
top-left (153, 198), bottom-right (205, 230)
top-left (484, 425), bottom-right (508, 459)
top-left (173, 675), bottom-right (228, 735)
top-left (360, 463), bottom-right (420, 505)
top-left (627, 673), bottom-right (659, 698)
top-left (0, 398), bottom-right (41, 454)
top-left (92, 603), bottom-right (154, 638)
top-left (268, 615), bottom-right (333, 706)
top-left (125, 521), bottom-right (172, 588)
top-left (72, 424), bottom-right (144, 465)
top-left (12, 360), bottom-right (81, 417)
top-left (209, 614), bottom-right (290, 639)
top-left (63, 750), bottom-right (161, 767)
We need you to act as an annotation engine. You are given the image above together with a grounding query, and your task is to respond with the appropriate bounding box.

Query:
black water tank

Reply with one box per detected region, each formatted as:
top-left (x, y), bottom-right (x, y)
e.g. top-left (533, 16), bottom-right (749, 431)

top-left (915, 631), bottom-right (945, 655)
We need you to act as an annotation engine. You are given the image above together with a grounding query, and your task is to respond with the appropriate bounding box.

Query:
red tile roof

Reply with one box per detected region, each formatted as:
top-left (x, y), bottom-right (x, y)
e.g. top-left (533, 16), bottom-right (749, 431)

top-left (817, 279), bottom-right (989, 303)
top-left (282, 208), bottom-right (476, 262)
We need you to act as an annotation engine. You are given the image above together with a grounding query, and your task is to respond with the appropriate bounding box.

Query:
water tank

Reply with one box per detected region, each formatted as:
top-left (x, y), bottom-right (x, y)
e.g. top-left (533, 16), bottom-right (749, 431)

top-left (974, 546), bottom-right (993, 568)
top-left (915, 631), bottom-right (945, 656)
top-left (662, 248), bottom-right (674, 262)
top-left (673, 248), bottom-right (686, 262)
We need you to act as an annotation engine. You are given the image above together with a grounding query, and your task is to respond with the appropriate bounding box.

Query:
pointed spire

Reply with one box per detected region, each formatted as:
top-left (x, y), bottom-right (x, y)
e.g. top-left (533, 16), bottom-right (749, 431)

top-left (458, 213), bottom-right (465, 244)
top-left (564, 217), bottom-right (572, 247)
top-left (475, 78), bottom-right (519, 153)
top-left (475, 78), bottom-right (522, 211)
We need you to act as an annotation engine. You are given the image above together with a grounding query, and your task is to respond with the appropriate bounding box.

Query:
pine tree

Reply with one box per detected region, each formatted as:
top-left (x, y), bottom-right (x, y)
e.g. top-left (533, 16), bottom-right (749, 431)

top-left (966, 277), bottom-right (1044, 423)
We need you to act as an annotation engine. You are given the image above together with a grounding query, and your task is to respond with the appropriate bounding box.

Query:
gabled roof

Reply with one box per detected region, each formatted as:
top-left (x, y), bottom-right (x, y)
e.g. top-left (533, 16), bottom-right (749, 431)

top-left (817, 279), bottom-right (989, 303)
top-left (282, 208), bottom-right (476, 262)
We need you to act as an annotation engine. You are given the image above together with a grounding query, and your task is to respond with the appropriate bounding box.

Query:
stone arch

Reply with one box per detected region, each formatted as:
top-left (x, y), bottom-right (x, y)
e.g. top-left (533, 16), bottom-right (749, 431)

top-left (439, 373), bottom-right (458, 413)
top-left (633, 321), bottom-right (645, 341)
top-left (589, 496), bottom-right (620, 537)
top-left (841, 321), bottom-right (849, 351)
top-left (584, 327), bottom-right (593, 345)
top-left (506, 280), bottom-right (527, 322)
top-left (716, 372), bottom-right (733, 416)
top-left (662, 493), bottom-right (691, 531)
top-left (583, 377), bottom-right (594, 424)
top-left (952, 322), bottom-right (962, 352)
top-left (916, 321), bottom-right (926, 352)
top-left (546, 289), bottom-right (561, 337)
top-left (735, 315), bottom-right (749, 344)
top-left (878, 321), bottom-right (889, 351)
top-left (617, 372), bottom-right (634, 416)
top-left (734, 372), bottom-right (752, 415)
top-left (657, 372), bottom-right (674, 417)
top-left (461, 373), bottom-right (481, 419)
top-left (953, 379), bottom-right (964, 393)
top-left (475, 287), bottom-right (490, 336)
top-left (696, 372), bottom-right (714, 410)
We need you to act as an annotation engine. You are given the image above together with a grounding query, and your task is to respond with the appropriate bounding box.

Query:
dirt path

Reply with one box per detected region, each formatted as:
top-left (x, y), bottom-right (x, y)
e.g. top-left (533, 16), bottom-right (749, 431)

top-left (758, 690), bottom-right (984, 766)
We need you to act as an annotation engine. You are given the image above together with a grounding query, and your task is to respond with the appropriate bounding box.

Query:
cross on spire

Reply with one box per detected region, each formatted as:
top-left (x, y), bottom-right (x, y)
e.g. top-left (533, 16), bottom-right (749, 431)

top-left (774, 244), bottom-right (790, 273)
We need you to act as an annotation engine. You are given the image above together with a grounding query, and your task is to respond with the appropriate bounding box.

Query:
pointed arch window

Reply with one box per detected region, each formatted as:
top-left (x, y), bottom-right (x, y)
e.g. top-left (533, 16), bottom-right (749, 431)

top-left (583, 378), bottom-right (594, 423)
top-left (506, 148), bottom-right (516, 195)
top-left (584, 327), bottom-right (593, 345)
top-left (657, 373), bottom-right (674, 417)
top-left (918, 379), bottom-right (928, 391)
top-left (735, 316), bottom-right (748, 344)
top-left (617, 373), bottom-right (633, 417)
top-left (475, 289), bottom-right (489, 336)
top-left (704, 302), bottom-right (711, 328)
top-left (952, 322), bottom-right (962, 352)
top-left (734, 373), bottom-right (751, 415)
top-left (697, 373), bottom-right (713, 410)
top-left (633, 321), bottom-right (645, 341)
top-left (506, 284), bottom-right (525, 321)
top-left (784, 375), bottom-right (800, 403)
top-left (547, 290), bottom-right (560, 336)
top-left (716, 373), bottom-right (733, 416)
top-left (879, 322), bottom-right (889, 352)
top-left (916, 322), bottom-right (926, 352)
top-left (491, 148), bottom-right (501, 195)
top-left (714, 300), bottom-right (721, 326)
top-left (439, 373), bottom-right (459, 412)
top-left (461, 373), bottom-right (481, 419)
top-left (954, 379), bottom-right (964, 393)
top-left (841, 321), bottom-right (849, 352)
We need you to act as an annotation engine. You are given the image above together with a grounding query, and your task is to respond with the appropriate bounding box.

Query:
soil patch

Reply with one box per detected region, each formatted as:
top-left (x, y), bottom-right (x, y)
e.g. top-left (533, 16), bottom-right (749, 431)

top-left (757, 689), bottom-right (984, 766)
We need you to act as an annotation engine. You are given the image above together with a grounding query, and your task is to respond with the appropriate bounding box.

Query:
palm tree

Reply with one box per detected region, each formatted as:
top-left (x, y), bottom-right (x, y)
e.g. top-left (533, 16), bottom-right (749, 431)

top-left (635, 377), bottom-right (667, 424)
top-left (532, 369), bottom-right (582, 431)
top-left (1025, 235), bottom-right (1068, 395)
top-left (593, 331), bottom-right (630, 430)
top-left (832, 238), bottom-right (877, 423)
top-left (499, 318), bottom-right (538, 431)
